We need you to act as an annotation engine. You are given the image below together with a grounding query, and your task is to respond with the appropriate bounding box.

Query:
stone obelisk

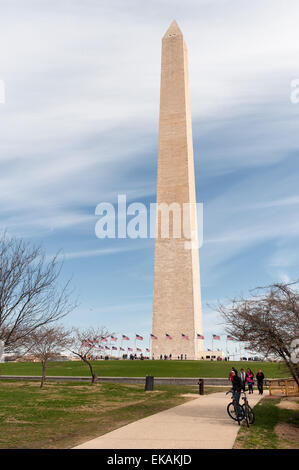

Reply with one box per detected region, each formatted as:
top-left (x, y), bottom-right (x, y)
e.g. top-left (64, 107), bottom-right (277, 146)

top-left (152, 20), bottom-right (204, 360)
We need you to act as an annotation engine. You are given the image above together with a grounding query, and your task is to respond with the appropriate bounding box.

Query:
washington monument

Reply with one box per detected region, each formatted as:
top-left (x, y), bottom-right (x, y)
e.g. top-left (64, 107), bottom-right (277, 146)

top-left (152, 20), bottom-right (204, 360)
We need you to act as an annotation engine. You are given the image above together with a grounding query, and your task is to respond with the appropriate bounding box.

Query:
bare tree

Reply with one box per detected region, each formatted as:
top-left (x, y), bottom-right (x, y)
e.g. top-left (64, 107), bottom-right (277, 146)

top-left (0, 232), bottom-right (77, 356)
top-left (217, 281), bottom-right (299, 385)
top-left (29, 325), bottom-right (72, 388)
top-left (69, 327), bottom-right (111, 384)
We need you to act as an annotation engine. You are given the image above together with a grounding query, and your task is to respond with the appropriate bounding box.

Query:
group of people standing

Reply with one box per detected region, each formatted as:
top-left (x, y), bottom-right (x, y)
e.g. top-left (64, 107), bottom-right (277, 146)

top-left (229, 367), bottom-right (265, 417)
top-left (230, 367), bottom-right (265, 394)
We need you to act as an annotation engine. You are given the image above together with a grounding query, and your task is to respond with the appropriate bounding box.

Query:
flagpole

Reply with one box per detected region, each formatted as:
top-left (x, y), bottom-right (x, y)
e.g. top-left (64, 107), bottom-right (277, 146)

top-left (120, 338), bottom-right (123, 359)
top-left (212, 335), bottom-right (214, 354)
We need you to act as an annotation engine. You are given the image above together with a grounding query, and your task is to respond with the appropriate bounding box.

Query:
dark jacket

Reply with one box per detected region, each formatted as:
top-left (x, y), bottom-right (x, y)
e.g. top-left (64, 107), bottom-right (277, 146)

top-left (232, 375), bottom-right (242, 393)
top-left (256, 372), bottom-right (264, 383)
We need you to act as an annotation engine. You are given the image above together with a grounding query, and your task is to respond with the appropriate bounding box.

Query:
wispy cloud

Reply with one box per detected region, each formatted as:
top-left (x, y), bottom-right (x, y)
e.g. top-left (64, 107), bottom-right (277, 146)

top-left (1, 0), bottom-right (298, 236)
top-left (53, 243), bottom-right (148, 261)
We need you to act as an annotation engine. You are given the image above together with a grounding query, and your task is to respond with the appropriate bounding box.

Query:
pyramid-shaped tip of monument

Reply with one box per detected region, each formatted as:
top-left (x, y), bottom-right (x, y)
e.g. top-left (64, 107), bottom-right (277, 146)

top-left (163, 20), bottom-right (183, 39)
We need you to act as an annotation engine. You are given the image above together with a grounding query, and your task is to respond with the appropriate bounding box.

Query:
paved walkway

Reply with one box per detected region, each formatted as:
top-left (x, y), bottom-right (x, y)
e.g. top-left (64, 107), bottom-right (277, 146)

top-left (73, 391), bottom-right (266, 449)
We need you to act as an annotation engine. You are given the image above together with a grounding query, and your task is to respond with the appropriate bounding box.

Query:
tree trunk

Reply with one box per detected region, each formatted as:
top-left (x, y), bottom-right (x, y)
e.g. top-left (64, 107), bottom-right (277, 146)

top-left (83, 358), bottom-right (98, 384)
top-left (278, 349), bottom-right (299, 387)
top-left (286, 360), bottom-right (299, 387)
top-left (40, 361), bottom-right (46, 388)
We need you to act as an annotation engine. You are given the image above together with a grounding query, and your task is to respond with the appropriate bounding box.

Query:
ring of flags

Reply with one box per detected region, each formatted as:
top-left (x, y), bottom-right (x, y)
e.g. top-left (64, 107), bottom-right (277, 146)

top-left (80, 333), bottom-right (238, 356)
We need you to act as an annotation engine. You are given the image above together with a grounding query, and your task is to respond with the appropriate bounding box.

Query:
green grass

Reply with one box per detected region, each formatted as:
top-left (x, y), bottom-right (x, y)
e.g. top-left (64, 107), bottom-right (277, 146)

top-left (0, 360), bottom-right (288, 379)
top-left (0, 380), bottom-right (221, 449)
top-left (234, 397), bottom-right (299, 449)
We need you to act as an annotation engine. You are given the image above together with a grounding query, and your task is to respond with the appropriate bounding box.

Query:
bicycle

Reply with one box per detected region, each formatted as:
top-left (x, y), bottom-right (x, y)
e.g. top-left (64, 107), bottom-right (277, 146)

top-left (241, 388), bottom-right (255, 427)
top-left (226, 389), bottom-right (244, 426)
top-left (226, 388), bottom-right (255, 427)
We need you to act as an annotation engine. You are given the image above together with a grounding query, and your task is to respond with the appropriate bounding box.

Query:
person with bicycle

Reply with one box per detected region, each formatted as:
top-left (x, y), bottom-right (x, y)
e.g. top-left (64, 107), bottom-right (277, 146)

top-left (229, 367), bottom-right (238, 382)
top-left (231, 370), bottom-right (243, 417)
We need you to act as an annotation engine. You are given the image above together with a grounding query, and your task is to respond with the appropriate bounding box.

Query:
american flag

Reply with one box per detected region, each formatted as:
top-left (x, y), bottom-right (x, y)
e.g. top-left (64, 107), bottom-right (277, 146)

top-left (146, 348), bottom-right (150, 352)
top-left (213, 334), bottom-right (220, 340)
top-left (244, 347), bottom-right (251, 350)
top-left (227, 335), bottom-right (234, 341)
top-left (110, 336), bottom-right (117, 342)
top-left (150, 333), bottom-right (158, 340)
top-left (136, 348), bottom-right (142, 352)
top-left (105, 346), bottom-right (110, 350)
top-left (101, 337), bottom-right (108, 342)
top-left (81, 340), bottom-right (89, 347)
top-left (93, 338), bottom-right (99, 344)
top-left (197, 334), bottom-right (204, 339)
top-left (165, 333), bottom-right (173, 339)
top-left (112, 346), bottom-right (117, 350)
top-left (136, 334), bottom-right (143, 340)
top-left (122, 335), bottom-right (130, 340)
top-left (120, 347), bottom-right (125, 351)
top-left (128, 347), bottom-right (133, 351)
top-left (99, 345), bottom-right (104, 350)
top-left (181, 333), bottom-right (189, 340)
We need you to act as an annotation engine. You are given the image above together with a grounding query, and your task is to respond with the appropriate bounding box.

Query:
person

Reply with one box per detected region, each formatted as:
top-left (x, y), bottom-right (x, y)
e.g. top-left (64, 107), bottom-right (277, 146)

top-left (246, 368), bottom-right (254, 393)
top-left (256, 369), bottom-right (265, 395)
top-left (231, 370), bottom-right (243, 417)
top-left (229, 367), bottom-right (238, 382)
top-left (240, 368), bottom-right (246, 391)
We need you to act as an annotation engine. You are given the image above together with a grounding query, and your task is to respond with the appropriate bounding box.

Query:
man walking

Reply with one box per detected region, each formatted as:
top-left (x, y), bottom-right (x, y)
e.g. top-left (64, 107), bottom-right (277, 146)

top-left (256, 369), bottom-right (265, 395)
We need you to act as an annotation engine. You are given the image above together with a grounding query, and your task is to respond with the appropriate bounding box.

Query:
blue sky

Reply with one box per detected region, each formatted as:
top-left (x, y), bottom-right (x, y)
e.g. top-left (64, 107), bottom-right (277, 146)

top-left (0, 0), bottom-right (299, 356)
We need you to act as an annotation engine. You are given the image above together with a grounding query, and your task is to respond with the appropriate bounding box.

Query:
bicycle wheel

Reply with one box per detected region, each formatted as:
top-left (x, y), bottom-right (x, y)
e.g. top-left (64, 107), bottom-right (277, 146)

top-left (227, 402), bottom-right (244, 421)
top-left (242, 404), bottom-right (255, 425)
top-left (244, 405), bottom-right (250, 428)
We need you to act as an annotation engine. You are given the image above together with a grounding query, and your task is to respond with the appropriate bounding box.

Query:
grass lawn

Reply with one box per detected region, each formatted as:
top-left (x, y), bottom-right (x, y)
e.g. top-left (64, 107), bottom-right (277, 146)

top-left (234, 397), bottom-right (299, 449)
top-left (0, 380), bottom-right (226, 449)
top-left (0, 359), bottom-right (288, 379)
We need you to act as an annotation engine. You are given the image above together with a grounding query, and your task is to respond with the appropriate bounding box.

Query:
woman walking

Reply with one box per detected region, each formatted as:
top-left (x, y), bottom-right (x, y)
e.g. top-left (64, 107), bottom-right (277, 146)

top-left (246, 368), bottom-right (254, 393)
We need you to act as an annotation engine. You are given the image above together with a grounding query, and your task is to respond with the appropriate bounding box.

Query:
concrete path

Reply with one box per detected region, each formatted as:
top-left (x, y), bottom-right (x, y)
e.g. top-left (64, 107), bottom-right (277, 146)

top-left (73, 391), bottom-right (266, 449)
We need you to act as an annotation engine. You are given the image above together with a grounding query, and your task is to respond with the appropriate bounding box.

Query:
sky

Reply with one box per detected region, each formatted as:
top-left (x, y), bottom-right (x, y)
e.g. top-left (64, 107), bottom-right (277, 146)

top-left (0, 0), bottom-right (299, 357)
